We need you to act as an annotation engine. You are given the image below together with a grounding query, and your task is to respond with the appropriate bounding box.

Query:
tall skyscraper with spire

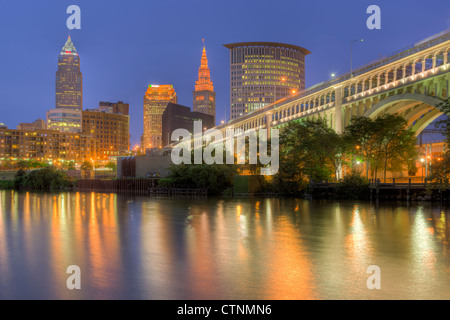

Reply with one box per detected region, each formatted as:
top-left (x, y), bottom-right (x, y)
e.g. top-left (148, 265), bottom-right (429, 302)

top-left (55, 36), bottom-right (82, 110)
top-left (193, 39), bottom-right (216, 123)
top-left (47, 36), bottom-right (83, 133)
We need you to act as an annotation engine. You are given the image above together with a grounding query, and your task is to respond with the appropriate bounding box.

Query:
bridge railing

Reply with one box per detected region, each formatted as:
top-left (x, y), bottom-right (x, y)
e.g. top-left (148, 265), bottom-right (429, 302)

top-left (276, 29), bottom-right (450, 107)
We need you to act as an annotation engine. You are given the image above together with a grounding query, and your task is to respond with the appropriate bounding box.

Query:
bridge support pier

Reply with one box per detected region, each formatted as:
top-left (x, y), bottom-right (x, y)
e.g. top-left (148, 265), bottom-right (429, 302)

top-left (334, 85), bottom-right (343, 134)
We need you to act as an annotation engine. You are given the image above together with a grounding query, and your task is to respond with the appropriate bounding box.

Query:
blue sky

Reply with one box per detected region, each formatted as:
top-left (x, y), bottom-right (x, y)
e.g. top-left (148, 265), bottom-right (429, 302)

top-left (0, 0), bottom-right (448, 145)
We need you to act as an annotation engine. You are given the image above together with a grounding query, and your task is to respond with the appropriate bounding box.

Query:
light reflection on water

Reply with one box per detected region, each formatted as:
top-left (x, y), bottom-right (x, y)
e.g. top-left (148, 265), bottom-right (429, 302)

top-left (0, 190), bottom-right (449, 299)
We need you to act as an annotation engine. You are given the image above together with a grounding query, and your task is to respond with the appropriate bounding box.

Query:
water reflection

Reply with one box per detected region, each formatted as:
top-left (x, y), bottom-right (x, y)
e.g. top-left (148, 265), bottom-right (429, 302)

top-left (0, 190), bottom-right (449, 299)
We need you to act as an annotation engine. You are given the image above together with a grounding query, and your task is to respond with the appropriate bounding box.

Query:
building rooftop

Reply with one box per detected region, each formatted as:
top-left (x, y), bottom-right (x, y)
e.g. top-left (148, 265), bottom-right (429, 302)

top-left (60, 36), bottom-right (78, 55)
top-left (223, 42), bottom-right (311, 55)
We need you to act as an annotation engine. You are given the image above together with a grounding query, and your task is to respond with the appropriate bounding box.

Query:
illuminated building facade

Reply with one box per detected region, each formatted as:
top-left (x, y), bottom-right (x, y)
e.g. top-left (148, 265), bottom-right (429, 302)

top-left (49, 36), bottom-right (83, 133)
top-left (193, 40), bottom-right (216, 122)
top-left (46, 108), bottom-right (82, 133)
top-left (56, 36), bottom-right (82, 110)
top-left (0, 128), bottom-right (91, 162)
top-left (223, 42), bottom-right (310, 119)
top-left (82, 109), bottom-right (130, 160)
top-left (143, 84), bottom-right (177, 150)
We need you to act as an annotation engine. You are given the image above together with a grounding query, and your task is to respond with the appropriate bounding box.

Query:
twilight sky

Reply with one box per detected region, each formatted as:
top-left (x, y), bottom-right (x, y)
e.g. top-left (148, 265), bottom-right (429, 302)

top-left (0, 0), bottom-right (449, 145)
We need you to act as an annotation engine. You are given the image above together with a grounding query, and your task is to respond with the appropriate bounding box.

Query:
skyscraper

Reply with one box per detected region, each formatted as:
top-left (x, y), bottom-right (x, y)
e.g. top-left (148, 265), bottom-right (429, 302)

top-left (193, 40), bottom-right (216, 122)
top-left (143, 84), bottom-right (177, 150)
top-left (223, 42), bottom-right (310, 120)
top-left (55, 36), bottom-right (82, 110)
top-left (47, 36), bottom-right (83, 133)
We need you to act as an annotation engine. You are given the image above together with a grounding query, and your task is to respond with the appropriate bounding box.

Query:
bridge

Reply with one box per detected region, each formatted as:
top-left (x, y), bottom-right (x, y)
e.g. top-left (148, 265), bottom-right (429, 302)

top-left (208, 29), bottom-right (450, 138)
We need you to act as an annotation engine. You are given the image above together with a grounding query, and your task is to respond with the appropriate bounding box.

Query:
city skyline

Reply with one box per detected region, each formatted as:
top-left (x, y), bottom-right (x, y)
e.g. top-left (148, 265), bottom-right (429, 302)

top-left (1, 0), bottom-right (450, 302)
top-left (0, 0), bottom-right (448, 146)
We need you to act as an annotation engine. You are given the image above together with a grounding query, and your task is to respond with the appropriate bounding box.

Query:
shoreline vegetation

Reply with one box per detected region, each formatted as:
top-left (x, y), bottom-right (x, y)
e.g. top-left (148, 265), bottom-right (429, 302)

top-left (2, 104), bottom-right (450, 201)
top-left (1, 167), bottom-right (449, 201)
top-left (0, 167), bottom-right (74, 191)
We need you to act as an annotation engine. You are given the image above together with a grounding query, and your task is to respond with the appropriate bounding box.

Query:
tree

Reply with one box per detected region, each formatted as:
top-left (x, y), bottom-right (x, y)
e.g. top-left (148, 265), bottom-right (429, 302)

top-left (80, 161), bottom-right (93, 170)
top-left (13, 168), bottom-right (27, 189)
top-left (427, 154), bottom-right (450, 184)
top-left (345, 114), bottom-right (417, 181)
top-left (158, 163), bottom-right (236, 195)
top-left (372, 114), bottom-right (417, 181)
top-left (67, 161), bottom-right (76, 170)
top-left (14, 166), bottom-right (73, 190)
top-left (17, 160), bottom-right (29, 170)
top-left (429, 99), bottom-right (450, 183)
top-left (433, 98), bottom-right (450, 142)
top-left (158, 146), bottom-right (237, 195)
top-left (0, 159), bottom-right (12, 169)
top-left (344, 116), bottom-right (379, 179)
top-left (278, 118), bottom-right (345, 182)
top-left (105, 161), bottom-right (117, 171)
top-left (269, 118), bottom-right (349, 196)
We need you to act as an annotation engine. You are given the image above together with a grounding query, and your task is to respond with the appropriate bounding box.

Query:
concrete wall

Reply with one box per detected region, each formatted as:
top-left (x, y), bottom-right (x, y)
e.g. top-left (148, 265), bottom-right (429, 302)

top-left (0, 171), bottom-right (16, 181)
top-left (118, 155), bottom-right (173, 178)
top-left (136, 155), bottom-right (172, 178)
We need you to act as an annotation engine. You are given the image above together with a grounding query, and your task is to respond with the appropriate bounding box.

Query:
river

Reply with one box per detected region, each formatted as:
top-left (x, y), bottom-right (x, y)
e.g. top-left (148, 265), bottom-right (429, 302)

top-left (0, 190), bottom-right (449, 299)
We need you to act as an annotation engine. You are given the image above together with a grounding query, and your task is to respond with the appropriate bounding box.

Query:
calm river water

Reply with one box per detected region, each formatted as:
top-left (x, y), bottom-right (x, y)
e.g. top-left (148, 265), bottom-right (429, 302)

top-left (0, 190), bottom-right (449, 299)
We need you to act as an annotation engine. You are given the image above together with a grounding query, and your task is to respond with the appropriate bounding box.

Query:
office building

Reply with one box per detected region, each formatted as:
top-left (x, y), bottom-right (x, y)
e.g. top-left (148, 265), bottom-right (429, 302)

top-left (48, 36), bottom-right (84, 133)
top-left (223, 42), bottom-right (310, 119)
top-left (143, 84), bottom-right (177, 150)
top-left (46, 108), bottom-right (82, 133)
top-left (82, 109), bottom-right (130, 160)
top-left (161, 102), bottom-right (214, 146)
top-left (56, 36), bottom-right (83, 110)
top-left (193, 40), bottom-right (216, 122)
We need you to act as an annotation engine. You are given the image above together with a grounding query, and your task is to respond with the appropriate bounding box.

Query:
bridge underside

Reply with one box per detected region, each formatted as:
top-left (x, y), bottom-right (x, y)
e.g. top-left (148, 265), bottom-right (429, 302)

top-left (362, 93), bottom-right (445, 136)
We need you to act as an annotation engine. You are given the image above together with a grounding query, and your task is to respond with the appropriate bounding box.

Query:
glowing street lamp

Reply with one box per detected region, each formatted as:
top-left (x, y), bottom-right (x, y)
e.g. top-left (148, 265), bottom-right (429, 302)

top-left (420, 158), bottom-right (425, 182)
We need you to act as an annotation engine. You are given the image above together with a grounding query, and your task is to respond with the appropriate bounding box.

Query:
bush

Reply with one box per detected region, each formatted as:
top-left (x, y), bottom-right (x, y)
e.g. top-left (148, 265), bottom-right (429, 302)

top-left (0, 180), bottom-right (14, 189)
top-left (15, 167), bottom-right (74, 190)
top-left (80, 161), bottom-right (93, 170)
top-left (158, 163), bottom-right (236, 195)
top-left (105, 161), bottom-right (117, 171)
top-left (334, 171), bottom-right (370, 200)
top-left (13, 168), bottom-right (27, 189)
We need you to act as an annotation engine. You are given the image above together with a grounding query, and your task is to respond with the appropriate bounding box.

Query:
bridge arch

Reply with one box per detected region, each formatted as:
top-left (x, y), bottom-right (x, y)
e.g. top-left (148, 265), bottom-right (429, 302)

top-left (363, 93), bottom-right (445, 135)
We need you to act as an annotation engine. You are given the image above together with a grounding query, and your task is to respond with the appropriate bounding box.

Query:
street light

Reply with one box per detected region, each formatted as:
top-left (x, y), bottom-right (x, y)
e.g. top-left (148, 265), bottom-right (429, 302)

top-left (421, 158), bottom-right (425, 182)
top-left (350, 38), bottom-right (364, 77)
